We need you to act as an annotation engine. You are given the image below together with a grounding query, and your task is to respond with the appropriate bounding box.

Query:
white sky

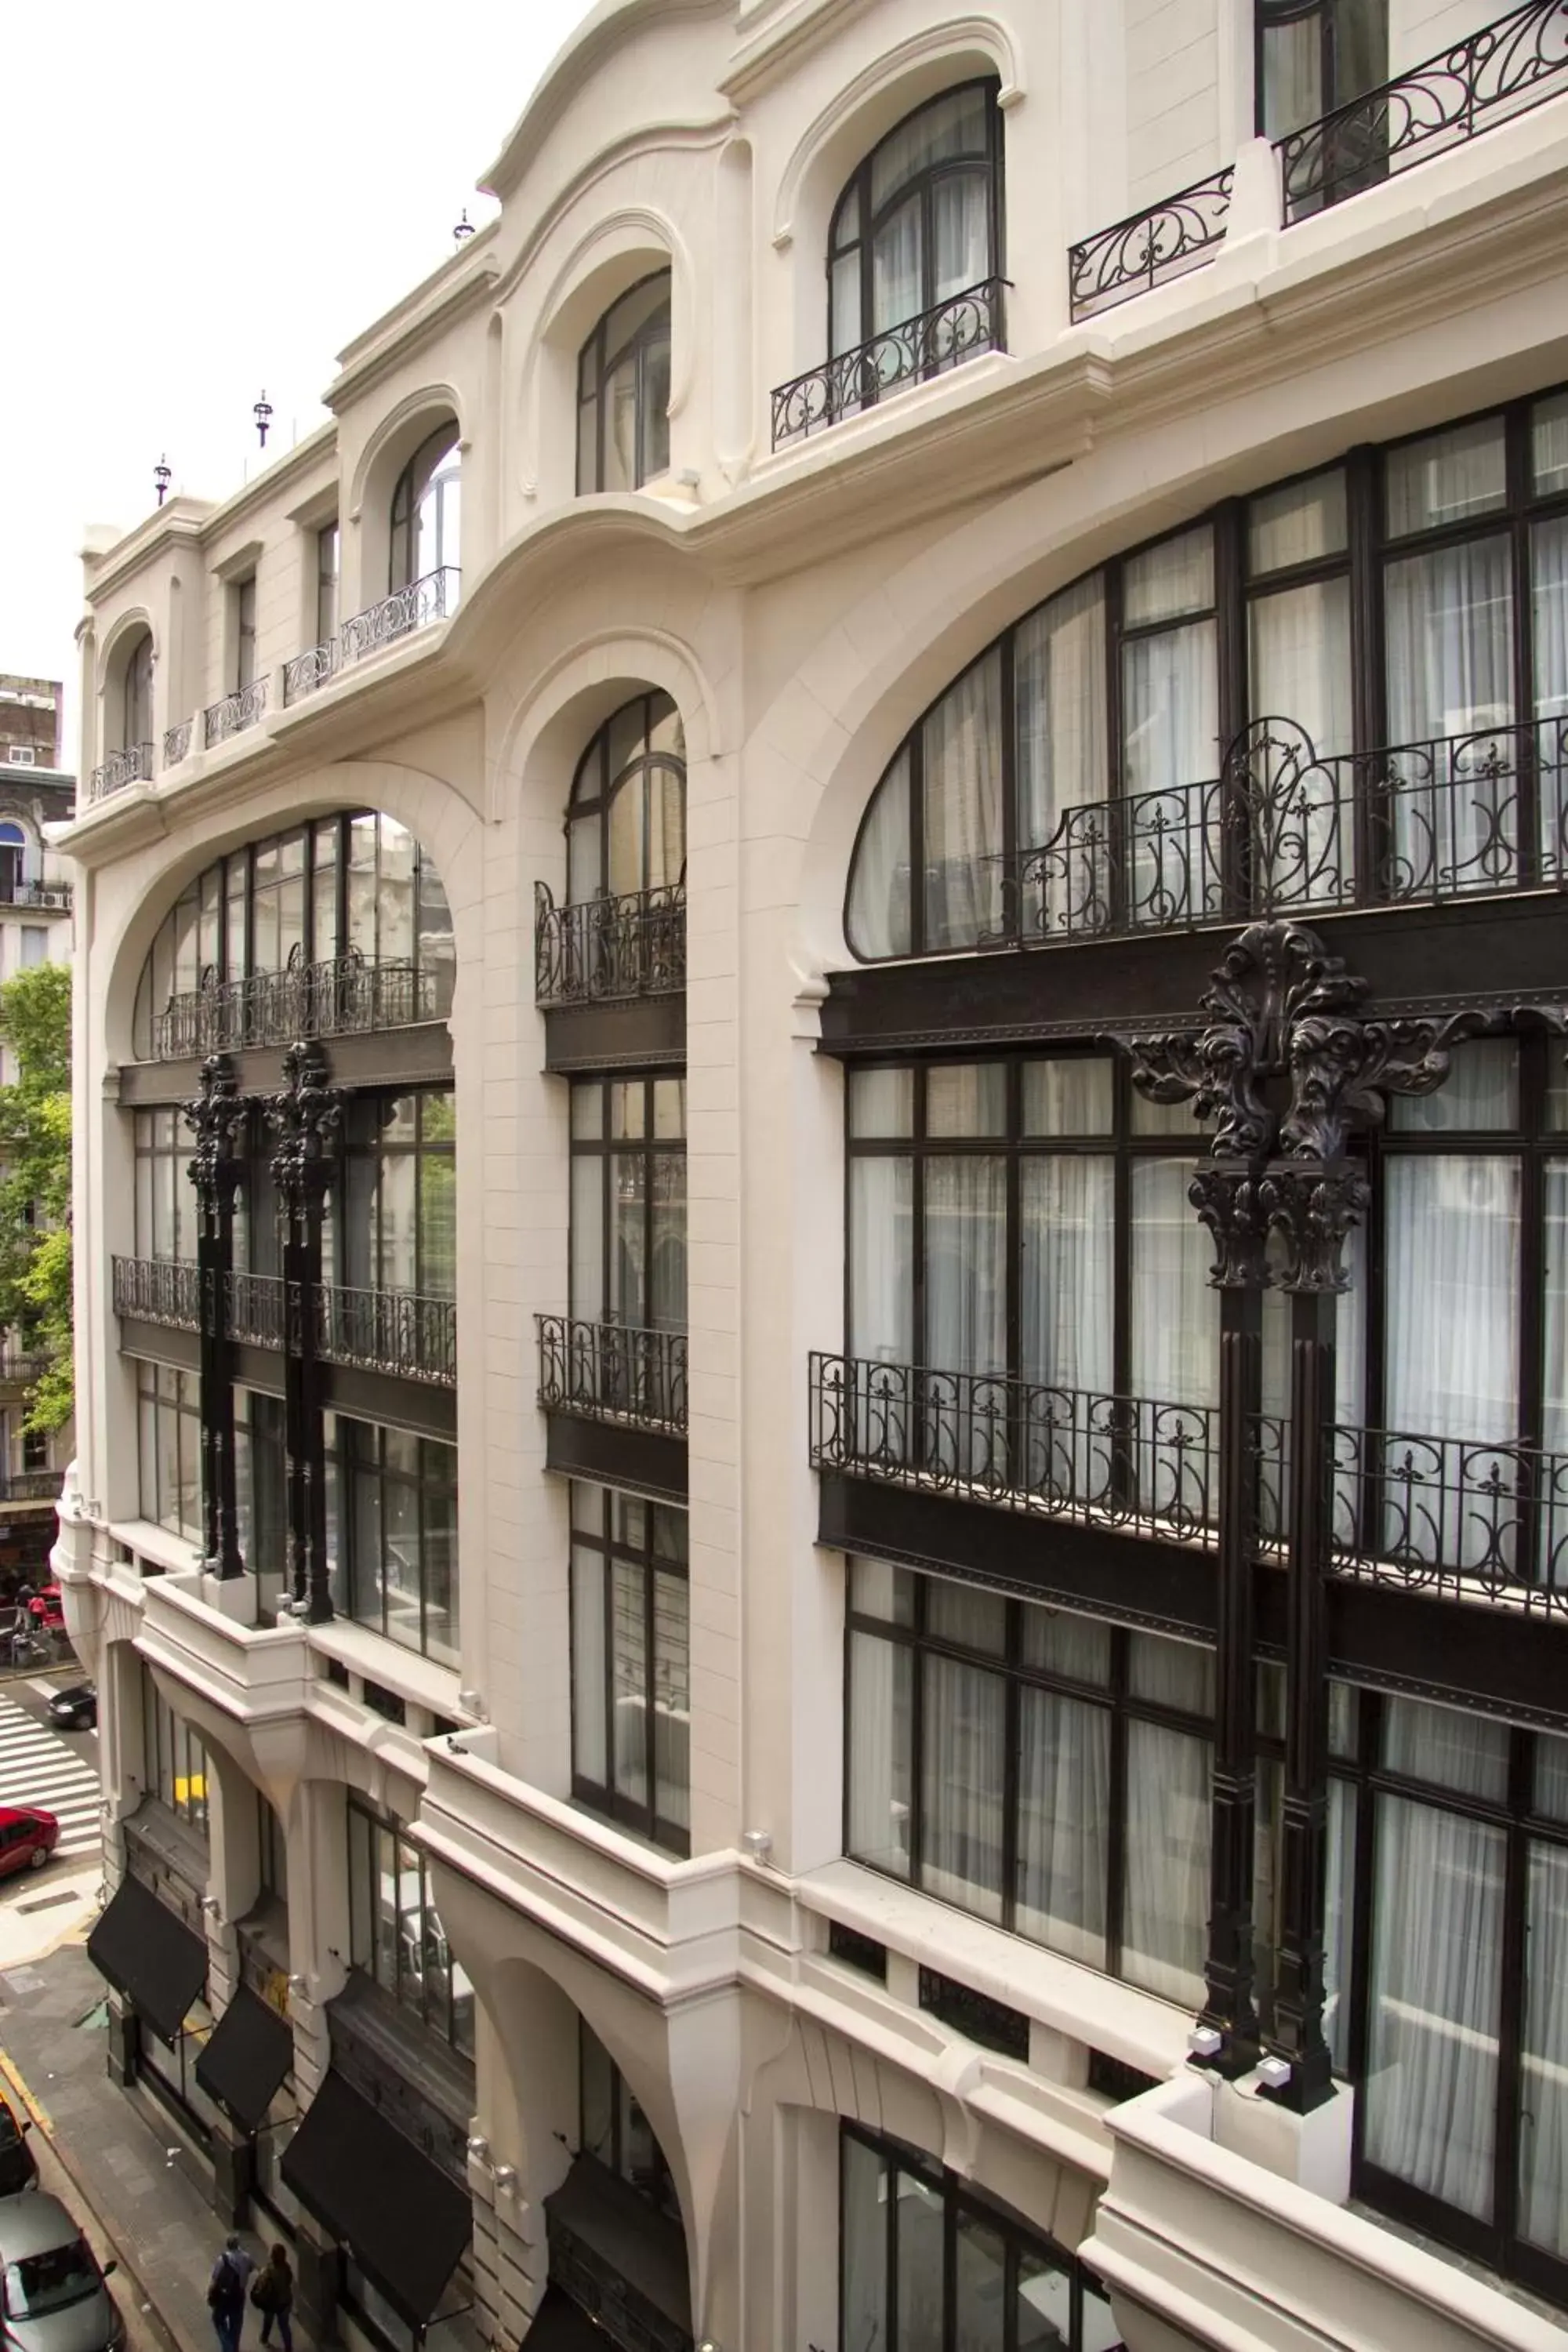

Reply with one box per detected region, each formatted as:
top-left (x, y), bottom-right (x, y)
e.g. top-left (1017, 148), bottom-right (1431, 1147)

top-left (0, 0), bottom-right (599, 766)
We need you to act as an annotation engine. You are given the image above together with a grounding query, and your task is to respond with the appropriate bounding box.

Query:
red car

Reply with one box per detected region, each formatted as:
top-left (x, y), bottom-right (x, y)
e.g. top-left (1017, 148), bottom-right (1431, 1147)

top-left (0, 1807), bottom-right (57, 1877)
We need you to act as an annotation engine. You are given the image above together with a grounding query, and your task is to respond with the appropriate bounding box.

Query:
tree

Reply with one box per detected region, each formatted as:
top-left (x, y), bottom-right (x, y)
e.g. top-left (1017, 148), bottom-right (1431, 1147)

top-left (0, 962), bottom-right (73, 1433)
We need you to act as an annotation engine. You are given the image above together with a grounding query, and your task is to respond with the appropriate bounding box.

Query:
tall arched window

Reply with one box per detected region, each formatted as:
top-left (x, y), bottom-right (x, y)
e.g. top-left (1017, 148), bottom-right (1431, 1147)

top-left (121, 630), bottom-right (154, 753)
top-left (829, 82), bottom-right (1003, 360)
top-left (389, 423), bottom-right (461, 592)
top-left (567, 691), bottom-right (686, 904)
top-left (577, 274), bottom-right (672, 495)
top-left (1257, 0), bottom-right (1386, 137)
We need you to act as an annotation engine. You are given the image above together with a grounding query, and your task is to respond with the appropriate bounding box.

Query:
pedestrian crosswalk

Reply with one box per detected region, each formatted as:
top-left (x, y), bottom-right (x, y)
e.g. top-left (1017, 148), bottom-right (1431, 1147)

top-left (0, 1695), bottom-right (100, 1862)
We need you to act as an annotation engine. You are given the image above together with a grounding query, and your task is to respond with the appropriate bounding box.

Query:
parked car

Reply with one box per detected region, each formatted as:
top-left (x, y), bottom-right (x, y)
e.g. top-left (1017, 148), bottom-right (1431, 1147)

top-left (0, 2100), bottom-right (37, 2198)
top-left (0, 2193), bottom-right (121, 2352)
top-left (45, 1687), bottom-right (95, 1733)
top-left (0, 1809), bottom-right (56, 1878)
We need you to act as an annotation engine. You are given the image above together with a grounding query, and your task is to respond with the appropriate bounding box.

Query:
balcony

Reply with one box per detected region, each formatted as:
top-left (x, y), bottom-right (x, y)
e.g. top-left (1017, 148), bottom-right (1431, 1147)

top-left (85, 742), bottom-right (154, 804)
top-left (112, 1256), bottom-right (200, 1332)
top-left (989, 716), bottom-right (1568, 949)
top-left (316, 1283), bottom-right (456, 1386)
top-left (1277, 0), bottom-right (1568, 223)
top-left (0, 1472), bottom-right (61, 1504)
top-left (534, 882), bottom-right (685, 1008)
top-left (282, 568), bottom-right (461, 706)
top-left (537, 1315), bottom-right (688, 1438)
top-left (163, 718), bottom-right (194, 768)
top-left (151, 949), bottom-right (438, 1061)
top-left (770, 278), bottom-right (1007, 449)
top-left (204, 679), bottom-right (269, 750)
top-left (225, 1271), bottom-right (282, 1349)
top-left (1069, 168), bottom-right (1235, 320)
top-left (0, 880), bottom-right (71, 911)
top-left (1327, 1424), bottom-right (1568, 1620)
top-left (0, 1353), bottom-right (50, 1387)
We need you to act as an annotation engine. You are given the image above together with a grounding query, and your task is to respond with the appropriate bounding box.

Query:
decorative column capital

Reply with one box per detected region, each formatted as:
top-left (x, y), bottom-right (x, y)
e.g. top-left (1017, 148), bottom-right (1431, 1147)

top-left (265, 1042), bottom-right (342, 1210)
top-left (182, 1053), bottom-right (249, 1211)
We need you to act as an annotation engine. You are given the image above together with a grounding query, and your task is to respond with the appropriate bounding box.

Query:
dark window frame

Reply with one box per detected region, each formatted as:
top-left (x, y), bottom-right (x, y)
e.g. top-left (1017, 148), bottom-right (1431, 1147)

top-left (827, 79), bottom-right (1005, 358)
top-left (327, 1415), bottom-right (459, 1667)
top-left (135, 1362), bottom-right (204, 1547)
top-left (232, 575), bottom-right (257, 695)
top-left (121, 630), bottom-right (154, 754)
top-left (316, 522), bottom-right (340, 645)
top-left (568, 1482), bottom-right (691, 1857)
top-left (1254, 0), bottom-right (1389, 138)
top-left (564, 690), bottom-right (687, 903)
top-left (568, 1074), bottom-right (687, 1332)
top-left (345, 1793), bottom-right (474, 2057)
top-left (578, 2019), bottom-right (682, 2226)
top-left (575, 270), bottom-right (673, 495)
top-left (389, 422), bottom-right (460, 591)
top-left (140, 1664), bottom-right (210, 1835)
top-left (335, 1087), bottom-right (457, 1301)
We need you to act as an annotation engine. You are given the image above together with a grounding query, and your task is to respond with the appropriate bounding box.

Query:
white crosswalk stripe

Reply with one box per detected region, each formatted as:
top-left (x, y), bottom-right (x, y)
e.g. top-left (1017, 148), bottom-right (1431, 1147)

top-left (0, 1695), bottom-right (102, 1860)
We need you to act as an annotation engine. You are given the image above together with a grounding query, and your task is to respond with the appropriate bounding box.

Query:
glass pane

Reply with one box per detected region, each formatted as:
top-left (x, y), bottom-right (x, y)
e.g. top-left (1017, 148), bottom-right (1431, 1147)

top-left (1537, 1730), bottom-right (1568, 1821)
top-left (1123, 526), bottom-right (1214, 626)
top-left (849, 1067), bottom-right (914, 1137)
top-left (1019, 1606), bottom-right (1111, 1683)
top-left (830, 251), bottom-right (863, 361)
top-left (581, 2027), bottom-right (614, 2166)
top-left (611, 1560), bottom-right (648, 1806)
top-left (932, 168), bottom-right (992, 305)
top-left (1131, 1157), bottom-right (1218, 1413)
top-left (1388, 1040), bottom-right (1517, 1131)
top-left (1129, 1633), bottom-right (1214, 1714)
top-left (1022, 1058), bottom-right (1112, 1134)
top-left (1381, 1695), bottom-right (1509, 1802)
top-left (1123, 618), bottom-right (1218, 799)
top-left (1386, 419), bottom-right (1508, 535)
top-left (924, 655), bottom-right (1004, 950)
top-left (1021, 1154), bottom-right (1115, 1396)
top-left (1249, 578), bottom-right (1353, 759)
top-left (1534, 392), bottom-right (1568, 497)
top-left (894, 2169), bottom-right (946, 2352)
top-left (953, 2209), bottom-right (1007, 2352)
top-left (840, 2136), bottom-right (887, 2352)
top-left (1325, 1774), bottom-right (1356, 2073)
top-left (925, 1580), bottom-right (1006, 1653)
top-left (870, 85), bottom-right (991, 212)
top-left (872, 194), bottom-right (923, 337)
top-left (925, 1063), bottom-right (1006, 1136)
top-left (1383, 1156), bottom-right (1519, 1448)
top-left (1364, 1793), bottom-right (1503, 2219)
top-left (1122, 1719), bottom-right (1210, 2005)
top-left (1260, 13), bottom-right (1322, 139)
top-left (850, 1558), bottom-right (915, 1623)
top-left (1520, 1839), bottom-right (1568, 2256)
top-left (848, 1633), bottom-right (913, 1878)
top-left (850, 1157), bottom-right (913, 1362)
top-left (652, 1568), bottom-right (689, 1832)
top-left (1017, 1686), bottom-right (1109, 1965)
top-left (920, 1654), bottom-right (1005, 1919)
top-left (848, 749), bottom-right (912, 960)
top-left (1249, 470), bottom-right (1348, 572)
top-left (924, 1157), bottom-right (1006, 1377)
top-left (1017, 574), bottom-right (1108, 846)
top-left (1534, 518), bottom-right (1568, 744)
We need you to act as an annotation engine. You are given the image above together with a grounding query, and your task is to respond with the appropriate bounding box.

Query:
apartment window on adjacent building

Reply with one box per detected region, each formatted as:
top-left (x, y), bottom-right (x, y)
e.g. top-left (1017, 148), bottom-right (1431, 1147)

top-left (142, 1675), bottom-right (210, 1835)
top-left (136, 1364), bottom-right (203, 1546)
top-left (20, 1430), bottom-right (45, 1473)
top-left (317, 522), bottom-right (340, 645)
top-left (232, 574), bottom-right (257, 693)
top-left (0, 825), bottom-right (25, 901)
top-left (5, 747), bottom-right (33, 767)
top-left (19, 928), bottom-right (45, 969)
top-left (346, 1796), bottom-right (475, 2056)
top-left (570, 1483), bottom-right (690, 1853)
top-left (579, 2021), bottom-right (681, 2224)
top-left (1257, 0), bottom-right (1388, 140)
top-left (840, 2124), bottom-right (1124, 2352)
top-left (325, 1416), bottom-right (459, 1666)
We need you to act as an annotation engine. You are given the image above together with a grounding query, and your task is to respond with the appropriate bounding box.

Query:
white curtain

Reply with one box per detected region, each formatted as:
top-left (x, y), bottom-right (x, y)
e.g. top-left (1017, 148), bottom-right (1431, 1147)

top-left (1131, 1159), bottom-right (1218, 1522)
top-left (1521, 1838), bottom-right (1568, 2256)
top-left (1544, 1164), bottom-right (1568, 1461)
top-left (1385, 535), bottom-right (1515, 893)
top-left (1022, 1155), bottom-right (1114, 1501)
top-left (840, 2136), bottom-right (887, 2352)
top-left (848, 1632), bottom-right (911, 1879)
top-left (1323, 1774), bottom-right (1356, 2071)
top-left (933, 169), bottom-right (991, 305)
top-left (848, 749), bottom-right (913, 958)
top-left (1015, 577), bottom-right (1109, 937)
top-left (1122, 1719), bottom-right (1210, 2005)
top-left (850, 1158), bottom-right (913, 1363)
top-left (1534, 518), bottom-right (1568, 877)
top-left (920, 1655), bottom-right (1006, 1921)
top-left (871, 195), bottom-right (922, 336)
top-left (1123, 618), bottom-right (1219, 924)
top-left (1249, 580), bottom-right (1355, 908)
top-left (924, 655), bottom-right (1004, 949)
top-left (925, 1157), bottom-right (1007, 1375)
top-left (1016, 1689), bottom-right (1109, 1965)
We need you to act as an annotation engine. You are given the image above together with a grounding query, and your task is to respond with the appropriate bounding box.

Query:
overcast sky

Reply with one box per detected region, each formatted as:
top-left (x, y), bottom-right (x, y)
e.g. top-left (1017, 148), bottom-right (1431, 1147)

top-left (0, 0), bottom-right (598, 765)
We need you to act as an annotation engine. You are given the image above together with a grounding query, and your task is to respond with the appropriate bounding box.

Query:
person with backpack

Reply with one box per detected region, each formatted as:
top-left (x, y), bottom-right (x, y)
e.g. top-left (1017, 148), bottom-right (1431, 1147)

top-left (251, 2243), bottom-right (295, 2352)
top-left (208, 2234), bottom-right (256, 2352)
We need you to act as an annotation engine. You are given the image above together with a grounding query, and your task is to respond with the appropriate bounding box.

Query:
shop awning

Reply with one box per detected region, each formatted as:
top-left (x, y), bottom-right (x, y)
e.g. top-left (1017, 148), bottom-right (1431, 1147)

top-left (281, 2069), bottom-right (470, 2325)
top-left (524, 2287), bottom-right (616, 2348)
top-left (194, 1986), bottom-right (292, 2132)
top-left (86, 1874), bottom-right (207, 2045)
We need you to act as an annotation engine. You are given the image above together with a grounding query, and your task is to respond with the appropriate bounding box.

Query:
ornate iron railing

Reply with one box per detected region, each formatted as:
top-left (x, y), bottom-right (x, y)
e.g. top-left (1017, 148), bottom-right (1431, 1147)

top-left (0, 1354), bottom-right (50, 1385)
top-left (315, 1283), bottom-right (456, 1385)
top-left (86, 742), bottom-right (154, 802)
top-left (994, 715), bottom-right (1568, 946)
top-left (282, 640), bottom-right (339, 705)
top-left (536, 1315), bottom-right (688, 1436)
top-left (771, 278), bottom-right (1007, 448)
top-left (163, 717), bottom-right (194, 768)
top-left (0, 880), bottom-right (71, 910)
top-left (1069, 169), bottom-right (1235, 318)
top-left (1277, 0), bottom-right (1568, 221)
top-left (204, 678), bottom-right (270, 749)
top-left (1323, 1425), bottom-right (1568, 1617)
top-left (809, 1352), bottom-right (1221, 1543)
top-left (225, 1271), bottom-right (285, 1348)
top-left (151, 949), bottom-right (438, 1059)
top-left (534, 880), bottom-right (686, 1007)
top-left (0, 1472), bottom-right (62, 1504)
top-left (335, 568), bottom-right (461, 676)
top-left (112, 1256), bottom-right (201, 1330)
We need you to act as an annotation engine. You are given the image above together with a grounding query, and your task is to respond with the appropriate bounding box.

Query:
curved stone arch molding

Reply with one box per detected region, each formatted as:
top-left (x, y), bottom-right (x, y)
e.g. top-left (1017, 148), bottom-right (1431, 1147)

top-left (96, 604), bottom-right (158, 694)
top-left (347, 382), bottom-right (469, 526)
top-left (490, 118), bottom-right (735, 311)
top-left (488, 623), bottom-right (724, 832)
top-left (771, 14), bottom-right (1024, 251)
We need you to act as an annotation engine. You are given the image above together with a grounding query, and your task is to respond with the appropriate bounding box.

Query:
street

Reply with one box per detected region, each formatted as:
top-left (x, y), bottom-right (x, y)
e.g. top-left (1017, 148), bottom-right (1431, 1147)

top-left (0, 1668), bottom-right (103, 1971)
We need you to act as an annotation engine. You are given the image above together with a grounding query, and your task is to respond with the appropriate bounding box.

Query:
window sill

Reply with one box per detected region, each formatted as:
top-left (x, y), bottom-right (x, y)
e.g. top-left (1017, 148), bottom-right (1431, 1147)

top-left (307, 1621), bottom-right (463, 1722)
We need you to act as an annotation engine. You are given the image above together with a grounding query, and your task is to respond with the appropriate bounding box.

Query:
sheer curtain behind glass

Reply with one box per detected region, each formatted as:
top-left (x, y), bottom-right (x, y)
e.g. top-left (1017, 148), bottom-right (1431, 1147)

top-left (924, 654), bottom-right (1004, 949)
top-left (1521, 1737), bottom-right (1568, 2256)
top-left (1123, 530), bottom-right (1219, 927)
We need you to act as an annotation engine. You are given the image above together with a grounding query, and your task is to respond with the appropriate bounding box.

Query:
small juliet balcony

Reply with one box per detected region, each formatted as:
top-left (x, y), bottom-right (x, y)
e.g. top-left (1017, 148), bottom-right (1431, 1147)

top-left (534, 884), bottom-right (685, 1073)
top-left (282, 568), bottom-right (461, 707)
top-left (1069, 169), bottom-right (1234, 321)
top-left (86, 742), bottom-right (154, 804)
top-left (204, 679), bottom-right (269, 750)
top-left (150, 947), bottom-right (439, 1062)
top-left (770, 277), bottom-right (1007, 449)
top-left (536, 1315), bottom-right (688, 1504)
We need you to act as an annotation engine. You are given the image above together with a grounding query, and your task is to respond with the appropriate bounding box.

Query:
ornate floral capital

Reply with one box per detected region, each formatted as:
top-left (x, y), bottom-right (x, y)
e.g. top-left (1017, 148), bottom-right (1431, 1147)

top-left (1189, 1167), bottom-right (1272, 1290)
top-left (266, 1041), bottom-right (342, 1207)
top-left (182, 1054), bottom-right (249, 1210)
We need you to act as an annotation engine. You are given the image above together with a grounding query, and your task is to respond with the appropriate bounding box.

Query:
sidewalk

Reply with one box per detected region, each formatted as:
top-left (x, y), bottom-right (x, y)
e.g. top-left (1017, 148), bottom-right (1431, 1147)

top-left (0, 1938), bottom-right (301, 2352)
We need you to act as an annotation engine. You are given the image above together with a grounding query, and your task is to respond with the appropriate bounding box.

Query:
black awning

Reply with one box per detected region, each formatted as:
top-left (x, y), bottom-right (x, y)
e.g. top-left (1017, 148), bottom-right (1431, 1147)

top-left (521, 2287), bottom-right (615, 2348)
top-left (86, 1874), bottom-right (208, 2045)
top-left (281, 2070), bottom-right (470, 2326)
top-left (194, 1987), bottom-right (292, 2133)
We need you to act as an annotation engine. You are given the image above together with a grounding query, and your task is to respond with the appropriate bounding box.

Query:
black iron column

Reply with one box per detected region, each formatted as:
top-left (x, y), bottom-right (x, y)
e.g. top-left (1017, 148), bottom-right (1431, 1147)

top-left (183, 1054), bottom-right (249, 1579)
top-left (1205, 1265), bottom-right (1263, 2072)
top-left (266, 1044), bottom-right (341, 1622)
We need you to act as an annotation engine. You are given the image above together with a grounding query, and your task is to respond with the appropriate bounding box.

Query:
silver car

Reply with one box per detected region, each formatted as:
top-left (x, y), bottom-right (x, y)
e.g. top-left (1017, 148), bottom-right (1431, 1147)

top-left (0, 2194), bottom-right (122, 2352)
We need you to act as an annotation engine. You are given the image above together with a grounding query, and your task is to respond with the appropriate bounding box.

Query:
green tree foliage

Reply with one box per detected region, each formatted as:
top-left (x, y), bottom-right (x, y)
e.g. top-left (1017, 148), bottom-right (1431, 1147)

top-left (0, 962), bottom-right (73, 1432)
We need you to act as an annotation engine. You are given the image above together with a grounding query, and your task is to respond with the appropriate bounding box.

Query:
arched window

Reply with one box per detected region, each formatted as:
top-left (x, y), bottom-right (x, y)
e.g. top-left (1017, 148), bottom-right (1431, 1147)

top-left (577, 274), bottom-right (672, 495)
top-left (829, 82), bottom-right (1003, 360)
top-left (389, 423), bottom-right (461, 592)
top-left (1257, 0), bottom-right (1386, 138)
top-left (121, 630), bottom-right (154, 753)
top-left (566, 691), bottom-right (685, 904)
top-left (0, 823), bottom-right (24, 901)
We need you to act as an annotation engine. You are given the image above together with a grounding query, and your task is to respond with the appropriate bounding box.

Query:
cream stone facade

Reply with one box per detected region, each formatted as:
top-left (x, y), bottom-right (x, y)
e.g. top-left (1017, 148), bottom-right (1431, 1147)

top-left (57, 2), bottom-right (1568, 2349)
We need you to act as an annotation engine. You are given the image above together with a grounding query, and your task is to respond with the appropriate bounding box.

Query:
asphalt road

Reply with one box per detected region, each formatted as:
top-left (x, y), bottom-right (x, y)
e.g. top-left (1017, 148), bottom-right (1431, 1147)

top-left (0, 1665), bottom-right (104, 1972)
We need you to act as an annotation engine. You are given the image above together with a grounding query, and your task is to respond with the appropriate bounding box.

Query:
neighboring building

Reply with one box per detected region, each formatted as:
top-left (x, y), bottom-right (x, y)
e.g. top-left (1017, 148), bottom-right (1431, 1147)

top-left (56, 5), bottom-right (1568, 2350)
top-left (0, 677), bottom-right (74, 1585)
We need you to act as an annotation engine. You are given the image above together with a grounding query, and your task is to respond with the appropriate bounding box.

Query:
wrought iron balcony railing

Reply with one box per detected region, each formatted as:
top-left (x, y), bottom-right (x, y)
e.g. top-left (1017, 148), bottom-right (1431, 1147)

top-left (1323, 1425), bottom-right (1568, 1617)
top-left (151, 948), bottom-right (438, 1060)
top-left (282, 639), bottom-right (339, 706)
top-left (0, 1354), bottom-right (50, 1385)
top-left (86, 742), bottom-right (154, 804)
top-left (809, 1352), bottom-right (1221, 1544)
top-left (316, 1283), bottom-right (456, 1385)
top-left (204, 678), bottom-right (270, 749)
top-left (533, 881), bottom-right (686, 1007)
top-left (991, 714), bottom-right (1568, 948)
top-left (1277, 0), bottom-right (1568, 222)
top-left (536, 1315), bottom-right (688, 1436)
top-left (0, 880), bottom-right (71, 911)
top-left (0, 1472), bottom-right (62, 1504)
top-left (225, 1270), bottom-right (285, 1348)
top-left (771, 278), bottom-right (1007, 448)
top-left (163, 717), bottom-right (194, 768)
top-left (1069, 169), bottom-right (1235, 319)
top-left (327, 568), bottom-right (461, 687)
top-left (112, 1256), bottom-right (201, 1331)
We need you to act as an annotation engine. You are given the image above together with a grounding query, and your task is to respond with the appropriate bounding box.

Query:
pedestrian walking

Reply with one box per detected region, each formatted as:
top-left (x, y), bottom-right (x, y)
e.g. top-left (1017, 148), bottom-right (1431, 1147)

top-left (208, 2233), bottom-right (256, 2352)
top-left (252, 2243), bottom-right (295, 2352)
